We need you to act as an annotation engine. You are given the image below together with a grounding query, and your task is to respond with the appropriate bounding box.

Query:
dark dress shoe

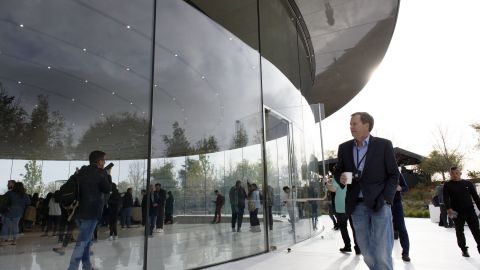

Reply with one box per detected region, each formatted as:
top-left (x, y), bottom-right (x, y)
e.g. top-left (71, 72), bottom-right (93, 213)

top-left (354, 246), bottom-right (361, 255)
top-left (462, 249), bottom-right (470, 257)
top-left (339, 246), bottom-right (352, 253)
top-left (402, 255), bottom-right (411, 262)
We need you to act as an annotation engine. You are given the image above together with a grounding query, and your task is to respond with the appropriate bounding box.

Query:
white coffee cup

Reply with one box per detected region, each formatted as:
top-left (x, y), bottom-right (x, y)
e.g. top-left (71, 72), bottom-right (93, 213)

top-left (343, 172), bottom-right (353, 184)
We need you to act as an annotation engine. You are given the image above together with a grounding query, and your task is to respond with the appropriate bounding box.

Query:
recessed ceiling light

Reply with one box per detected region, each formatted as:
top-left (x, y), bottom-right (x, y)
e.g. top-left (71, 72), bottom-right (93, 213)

top-left (229, 37), bottom-right (233, 41)
top-left (19, 24), bottom-right (24, 28)
top-left (71, 98), bottom-right (75, 102)
top-left (154, 84), bottom-right (158, 87)
top-left (47, 66), bottom-right (51, 69)
top-left (82, 48), bottom-right (87, 52)
top-left (112, 91), bottom-right (116, 95)
top-left (126, 67), bottom-right (130, 71)
top-left (126, 25), bottom-right (131, 29)
top-left (130, 102), bottom-right (133, 105)
top-left (17, 81), bottom-right (22, 84)
top-left (84, 80), bottom-right (88, 83)
top-left (174, 54), bottom-right (178, 57)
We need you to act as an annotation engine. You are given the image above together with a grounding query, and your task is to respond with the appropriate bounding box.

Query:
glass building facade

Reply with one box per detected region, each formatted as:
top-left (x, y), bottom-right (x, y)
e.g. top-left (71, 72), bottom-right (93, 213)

top-left (0, 0), bottom-right (398, 269)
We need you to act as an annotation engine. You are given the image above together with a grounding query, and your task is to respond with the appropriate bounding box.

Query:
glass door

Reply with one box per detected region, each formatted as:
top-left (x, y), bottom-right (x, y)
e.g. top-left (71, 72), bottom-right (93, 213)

top-left (264, 107), bottom-right (296, 249)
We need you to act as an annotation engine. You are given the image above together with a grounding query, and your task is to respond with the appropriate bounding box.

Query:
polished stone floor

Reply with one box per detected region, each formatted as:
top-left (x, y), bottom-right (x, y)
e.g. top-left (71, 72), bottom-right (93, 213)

top-left (1, 217), bottom-right (479, 269)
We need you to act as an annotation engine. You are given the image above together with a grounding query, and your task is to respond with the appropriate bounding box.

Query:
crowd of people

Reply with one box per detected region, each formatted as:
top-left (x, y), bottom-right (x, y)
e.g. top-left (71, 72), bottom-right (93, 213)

top-left (2, 112), bottom-right (480, 270)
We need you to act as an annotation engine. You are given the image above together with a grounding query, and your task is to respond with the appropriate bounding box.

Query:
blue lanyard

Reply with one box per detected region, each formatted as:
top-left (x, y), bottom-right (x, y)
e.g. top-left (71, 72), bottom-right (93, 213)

top-left (356, 148), bottom-right (367, 171)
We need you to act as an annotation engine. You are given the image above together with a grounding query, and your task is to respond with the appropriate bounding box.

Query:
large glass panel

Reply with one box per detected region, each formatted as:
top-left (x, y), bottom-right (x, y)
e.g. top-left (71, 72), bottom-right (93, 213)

top-left (0, 0), bottom-right (154, 268)
top-left (150, 0), bottom-right (264, 268)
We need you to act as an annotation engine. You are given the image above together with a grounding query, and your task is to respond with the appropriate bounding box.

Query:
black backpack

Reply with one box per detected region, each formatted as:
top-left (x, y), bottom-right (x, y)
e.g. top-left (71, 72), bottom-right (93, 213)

top-left (58, 173), bottom-right (80, 208)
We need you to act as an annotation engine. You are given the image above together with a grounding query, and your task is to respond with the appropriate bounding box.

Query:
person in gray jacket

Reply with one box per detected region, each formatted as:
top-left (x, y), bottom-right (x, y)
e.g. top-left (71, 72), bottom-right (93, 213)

top-left (229, 180), bottom-right (247, 232)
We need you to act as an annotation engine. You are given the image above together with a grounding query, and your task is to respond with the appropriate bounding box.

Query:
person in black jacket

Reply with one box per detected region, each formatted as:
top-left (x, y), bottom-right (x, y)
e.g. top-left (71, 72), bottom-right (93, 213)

top-left (121, 188), bottom-right (134, 229)
top-left (68, 150), bottom-right (111, 270)
top-left (155, 184), bottom-right (167, 232)
top-left (107, 183), bottom-right (121, 240)
top-left (165, 191), bottom-right (174, 224)
top-left (444, 166), bottom-right (480, 257)
top-left (140, 189), bottom-right (147, 226)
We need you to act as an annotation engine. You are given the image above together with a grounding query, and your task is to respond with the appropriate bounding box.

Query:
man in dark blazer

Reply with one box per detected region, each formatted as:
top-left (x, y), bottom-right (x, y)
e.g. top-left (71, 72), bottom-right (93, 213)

top-left (334, 112), bottom-right (399, 270)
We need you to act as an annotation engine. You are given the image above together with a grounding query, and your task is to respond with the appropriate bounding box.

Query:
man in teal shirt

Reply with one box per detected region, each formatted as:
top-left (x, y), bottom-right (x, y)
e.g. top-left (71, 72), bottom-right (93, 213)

top-left (326, 177), bottom-right (360, 254)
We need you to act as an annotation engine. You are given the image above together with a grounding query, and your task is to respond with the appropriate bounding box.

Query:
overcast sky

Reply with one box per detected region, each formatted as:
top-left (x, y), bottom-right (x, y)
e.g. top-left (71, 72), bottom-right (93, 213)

top-left (322, 0), bottom-right (480, 174)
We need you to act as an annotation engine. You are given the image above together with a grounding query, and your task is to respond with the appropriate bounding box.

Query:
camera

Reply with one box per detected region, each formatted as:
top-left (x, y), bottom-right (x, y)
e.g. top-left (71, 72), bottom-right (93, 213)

top-left (105, 162), bottom-right (114, 171)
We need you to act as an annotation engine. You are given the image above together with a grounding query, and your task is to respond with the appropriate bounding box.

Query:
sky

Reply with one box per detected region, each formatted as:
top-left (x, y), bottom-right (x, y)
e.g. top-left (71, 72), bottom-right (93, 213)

top-left (321, 0), bottom-right (480, 175)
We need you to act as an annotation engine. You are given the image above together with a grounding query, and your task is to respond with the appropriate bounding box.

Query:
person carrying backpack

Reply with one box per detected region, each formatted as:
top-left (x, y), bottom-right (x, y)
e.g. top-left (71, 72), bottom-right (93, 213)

top-left (67, 150), bottom-right (111, 270)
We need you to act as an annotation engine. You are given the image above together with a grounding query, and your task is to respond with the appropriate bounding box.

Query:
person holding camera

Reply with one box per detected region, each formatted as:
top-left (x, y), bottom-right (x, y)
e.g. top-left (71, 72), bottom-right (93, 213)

top-left (444, 166), bottom-right (480, 257)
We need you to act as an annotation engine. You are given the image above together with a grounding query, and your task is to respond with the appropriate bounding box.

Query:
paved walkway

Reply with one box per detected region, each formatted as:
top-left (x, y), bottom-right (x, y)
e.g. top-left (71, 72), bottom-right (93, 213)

top-left (210, 217), bottom-right (480, 270)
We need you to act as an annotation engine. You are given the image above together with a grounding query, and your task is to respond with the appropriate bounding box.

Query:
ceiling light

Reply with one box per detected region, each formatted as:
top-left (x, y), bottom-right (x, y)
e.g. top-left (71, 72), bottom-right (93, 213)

top-left (174, 54), bottom-right (178, 57)
top-left (126, 25), bottom-right (131, 29)
top-left (172, 97), bottom-right (176, 101)
top-left (84, 80), bottom-right (88, 83)
top-left (126, 67), bottom-right (130, 71)
top-left (154, 84), bottom-right (158, 87)
top-left (19, 24), bottom-right (24, 28)
top-left (71, 98), bottom-right (75, 102)
top-left (229, 37), bottom-right (233, 41)
top-left (82, 48), bottom-right (87, 52)
top-left (47, 66), bottom-right (51, 69)
top-left (17, 81), bottom-right (22, 84)
top-left (112, 91), bottom-right (115, 95)
top-left (130, 102), bottom-right (133, 105)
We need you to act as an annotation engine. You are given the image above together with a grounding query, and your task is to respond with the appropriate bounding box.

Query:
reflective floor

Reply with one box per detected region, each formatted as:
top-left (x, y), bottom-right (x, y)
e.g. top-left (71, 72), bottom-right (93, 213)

top-left (211, 217), bottom-right (480, 270)
top-left (0, 216), bottom-right (321, 270)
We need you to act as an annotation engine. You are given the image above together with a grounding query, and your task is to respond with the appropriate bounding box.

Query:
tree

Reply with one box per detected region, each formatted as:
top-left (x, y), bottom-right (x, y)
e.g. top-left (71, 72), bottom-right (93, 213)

top-left (151, 162), bottom-right (177, 189)
top-left (195, 135), bottom-right (219, 154)
top-left (25, 95), bottom-right (65, 159)
top-left (128, 161), bottom-right (145, 200)
top-left (163, 121), bottom-right (192, 157)
top-left (23, 160), bottom-right (44, 195)
top-left (472, 123), bottom-right (480, 148)
top-left (421, 127), bottom-right (464, 181)
top-left (467, 170), bottom-right (480, 179)
top-left (0, 85), bottom-right (27, 158)
top-left (44, 182), bottom-right (57, 195)
top-left (231, 120), bottom-right (248, 149)
top-left (117, 181), bottom-right (130, 194)
top-left (75, 112), bottom-right (149, 160)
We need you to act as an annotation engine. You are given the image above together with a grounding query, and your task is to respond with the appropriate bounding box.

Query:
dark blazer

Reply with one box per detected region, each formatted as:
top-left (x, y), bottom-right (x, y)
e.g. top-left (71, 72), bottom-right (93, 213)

top-left (334, 136), bottom-right (399, 216)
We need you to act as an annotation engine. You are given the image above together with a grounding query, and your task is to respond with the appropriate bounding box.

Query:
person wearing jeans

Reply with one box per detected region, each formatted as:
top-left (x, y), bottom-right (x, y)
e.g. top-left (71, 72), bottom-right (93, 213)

top-left (1, 182), bottom-right (30, 246)
top-left (121, 188), bottom-right (134, 229)
top-left (334, 112), bottom-right (399, 270)
top-left (68, 151), bottom-right (111, 270)
top-left (229, 181), bottom-right (247, 232)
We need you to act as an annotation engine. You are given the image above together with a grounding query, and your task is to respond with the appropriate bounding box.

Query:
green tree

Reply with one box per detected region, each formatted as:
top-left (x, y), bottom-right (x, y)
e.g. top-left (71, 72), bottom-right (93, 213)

top-left (163, 121), bottom-right (192, 157)
top-left (419, 150), bottom-right (463, 181)
top-left (195, 136), bottom-right (219, 154)
top-left (0, 85), bottom-right (27, 158)
top-left (23, 160), bottom-right (44, 195)
top-left (231, 120), bottom-right (248, 149)
top-left (75, 112), bottom-right (149, 160)
top-left (44, 182), bottom-right (57, 195)
top-left (25, 95), bottom-right (65, 159)
top-left (472, 123), bottom-right (480, 148)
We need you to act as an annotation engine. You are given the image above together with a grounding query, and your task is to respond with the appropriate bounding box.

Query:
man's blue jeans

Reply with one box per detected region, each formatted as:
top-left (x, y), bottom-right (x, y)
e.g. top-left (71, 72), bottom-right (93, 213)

top-left (351, 203), bottom-right (394, 270)
top-left (68, 219), bottom-right (98, 270)
top-left (121, 207), bottom-right (132, 228)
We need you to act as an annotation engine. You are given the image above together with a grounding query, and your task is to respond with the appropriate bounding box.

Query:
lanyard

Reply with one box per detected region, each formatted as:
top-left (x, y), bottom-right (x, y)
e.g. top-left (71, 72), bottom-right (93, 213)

top-left (356, 147), bottom-right (367, 171)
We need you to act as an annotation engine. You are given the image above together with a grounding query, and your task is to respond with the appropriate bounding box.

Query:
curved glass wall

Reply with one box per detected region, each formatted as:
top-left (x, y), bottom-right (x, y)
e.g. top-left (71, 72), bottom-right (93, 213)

top-left (0, 0), bottom-right (398, 269)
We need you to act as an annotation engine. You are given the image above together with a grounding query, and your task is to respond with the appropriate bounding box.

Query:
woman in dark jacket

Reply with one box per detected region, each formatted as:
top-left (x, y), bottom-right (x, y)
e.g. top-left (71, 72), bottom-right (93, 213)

top-left (1, 182), bottom-right (30, 245)
top-left (165, 191), bottom-right (174, 224)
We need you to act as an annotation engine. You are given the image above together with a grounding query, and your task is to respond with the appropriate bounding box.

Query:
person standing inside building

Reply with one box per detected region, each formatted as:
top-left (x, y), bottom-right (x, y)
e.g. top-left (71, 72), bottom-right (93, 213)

top-left (155, 183), bottom-right (166, 232)
top-left (121, 188), bottom-right (134, 229)
top-left (444, 166), bottom-right (480, 257)
top-left (392, 173), bottom-right (411, 262)
top-left (68, 150), bottom-right (111, 270)
top-left (0, 182), bottom-right (30, 246)
top-left (211, 190), bottom-right (224, 224)
top-left (165, 191), bottom-right (174, 225)
top-left (334, 112), bottom-right (399, 270)
top-left (229, 180), bottom-right (247, 232)
top-left (107, 183), bottom-right (121, 240)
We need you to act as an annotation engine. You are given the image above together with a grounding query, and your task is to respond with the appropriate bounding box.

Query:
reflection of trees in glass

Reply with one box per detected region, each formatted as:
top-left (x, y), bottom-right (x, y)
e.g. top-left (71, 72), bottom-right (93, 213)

top-left (196, 136), bottom-right (219, 154)
top-left (0, 85), bottom-right (27, 158)
top-left (128, 161), bottom-right (145, 200)
top-left (231, 120), bottom-right (249, 149)
top-left (117, 181), bottom-right (130, 194)
top-left (151, 161), bottom-right (182, 213)
top-left (163, 121), bottom-right (192, 157)
top-left (0, 88), bottom-right (65, 159)
top-left (75, 112), bottom-right (149, 160)
top-left (23, 160), bottom-right (44, 195)
top-left (26, 95), bottom-right (65, 159)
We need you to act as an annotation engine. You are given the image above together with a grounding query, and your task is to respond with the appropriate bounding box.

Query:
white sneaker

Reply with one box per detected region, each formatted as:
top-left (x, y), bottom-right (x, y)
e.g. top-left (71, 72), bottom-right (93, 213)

top-left (155, 229), bottom-right (164, 233)
top-left (107, 236), bottom-right (113, 241)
